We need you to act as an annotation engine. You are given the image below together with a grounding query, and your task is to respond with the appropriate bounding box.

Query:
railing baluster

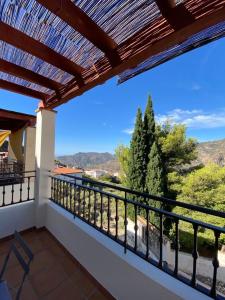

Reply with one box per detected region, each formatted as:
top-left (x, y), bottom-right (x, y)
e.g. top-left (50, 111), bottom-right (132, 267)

top-left (158, 213), bottom-right (163, 269)
top-left (27, 176), bottom-right (30, 201)
top-left (11, 183), bottom-right (14, 205)
top-left (210, 231), bottom-right (220, 298)
top-left (146, 208), bottom-right (149, 259)
top-left (79, 187), bottom-right (82, 215)
top-left (94, 191), bottom-right (97, 226)
top-left (58, 179), bottom-right (61, 204)
top-left (191, 224), bottom-right (198, 287)
top-left (2, 185), bottom-right (5, 206)
top-left (134, 204), bottom-right (138, 251)
top-left (50, 177), bottom-right (53, 200)
top-left (115, 197), bottom-right (118, 239)
top-left (69, 182), bottom-right (72, 212)
top-left (174, 218), bottom-right (179, 276)
top-left (88, 190), bottom-right (91, 222)
top-left (124, 196), bottom-right (127, 254)
top-left (73, 183), bottom-right (76, 218)
top-left (107, 196), bottom-right (110, 234)
top-left (100, 193), bottom-right (103, 230)
top-left (83, 189), bottom-right (86, 218)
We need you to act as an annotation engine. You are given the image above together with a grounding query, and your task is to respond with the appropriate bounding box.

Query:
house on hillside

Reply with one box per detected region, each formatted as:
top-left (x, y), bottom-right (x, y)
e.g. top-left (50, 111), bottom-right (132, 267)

top-left (53, 166), bottom-right (84, 183)
top-left (85, 169), bottom-right (108, 178)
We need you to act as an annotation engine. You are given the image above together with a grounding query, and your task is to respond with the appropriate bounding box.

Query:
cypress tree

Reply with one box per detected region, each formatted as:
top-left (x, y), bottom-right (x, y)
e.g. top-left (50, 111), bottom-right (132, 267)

top-left (127, 108), bottom-right (146, 193)
top-left (143, 95), bottom-right (156, 189)
top-left (146, 141), bottom-right (166, 198)
top-left (146, 141), bottom-right (167, 227)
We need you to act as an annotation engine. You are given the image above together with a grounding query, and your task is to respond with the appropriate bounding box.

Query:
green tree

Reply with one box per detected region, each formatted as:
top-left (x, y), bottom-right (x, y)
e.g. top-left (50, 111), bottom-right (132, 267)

top-left (146, 141), bottom-right (166, 197)
top-left (146, 141), bottom-right (169, 229)
top-left (115, 144), bottom-right (130, 185)
top-left (177, 163), bottom-right (225, 208)
top-left (157, 122), bottom-right (197, 173)
top-left (127, 108), bottom-right (146, 193)
top-left (143, 95), bottom-right (156, 185)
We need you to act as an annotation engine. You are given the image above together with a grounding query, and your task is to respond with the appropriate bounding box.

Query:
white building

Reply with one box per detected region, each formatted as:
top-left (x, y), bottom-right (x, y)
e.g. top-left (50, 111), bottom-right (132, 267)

top-left (85, 169), bottom-right (108, 178)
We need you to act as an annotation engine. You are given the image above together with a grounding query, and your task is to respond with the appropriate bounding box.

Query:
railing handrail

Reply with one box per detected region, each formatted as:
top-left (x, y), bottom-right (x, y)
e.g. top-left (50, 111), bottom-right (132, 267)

top-left (49, 175), bottom-right (225, 234)
top-left (53, 173), bottom-right (225, 219)
top-left (50, 175), bottom-right (225, 299)
top-left (0, 170), bottom-right (36, 176)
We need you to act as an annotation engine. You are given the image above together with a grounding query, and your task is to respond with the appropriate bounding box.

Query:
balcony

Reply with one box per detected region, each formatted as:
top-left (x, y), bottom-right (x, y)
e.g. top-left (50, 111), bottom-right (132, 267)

top-left (0, 229), bottom-right (112, 300)
top-left (1, 1), bottom-right (225, 299)
top-left (0, 166), bottom-right (224, 300)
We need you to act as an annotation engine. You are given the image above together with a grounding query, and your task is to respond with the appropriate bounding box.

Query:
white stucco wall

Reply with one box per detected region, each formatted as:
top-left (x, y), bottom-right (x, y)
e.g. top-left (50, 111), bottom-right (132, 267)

top-left (46, 201), bottom-right (211, 300)
top-left (0, 201), bottom-right (35, 238)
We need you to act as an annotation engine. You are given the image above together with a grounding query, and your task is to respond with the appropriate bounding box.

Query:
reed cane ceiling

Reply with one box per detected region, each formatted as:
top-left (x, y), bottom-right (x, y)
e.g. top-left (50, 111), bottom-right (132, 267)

top-left (0, 0), bottom-right (225, 108)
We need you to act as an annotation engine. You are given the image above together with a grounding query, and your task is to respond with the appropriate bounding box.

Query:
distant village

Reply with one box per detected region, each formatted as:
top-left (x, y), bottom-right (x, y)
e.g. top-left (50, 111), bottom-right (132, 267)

top-left (54, 161), bottom-right (119, 182)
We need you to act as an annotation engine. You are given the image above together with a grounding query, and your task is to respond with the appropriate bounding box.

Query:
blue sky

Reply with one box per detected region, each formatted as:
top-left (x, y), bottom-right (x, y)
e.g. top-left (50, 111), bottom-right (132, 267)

top-left (1, 38), bottom-right (225, 155)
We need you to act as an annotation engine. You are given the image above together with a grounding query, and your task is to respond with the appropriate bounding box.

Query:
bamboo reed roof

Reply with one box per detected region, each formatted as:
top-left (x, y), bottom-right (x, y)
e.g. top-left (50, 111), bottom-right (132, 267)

top-left (0, 0), bottom-right (225, 108)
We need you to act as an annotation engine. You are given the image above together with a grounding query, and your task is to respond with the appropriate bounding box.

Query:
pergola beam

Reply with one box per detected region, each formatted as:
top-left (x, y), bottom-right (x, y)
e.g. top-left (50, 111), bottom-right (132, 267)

top-left (0, 59), bottom-right (63, 92)
top-left (47, 5), bottom-right (225, 108)
top-left (0, 79), bottom-right (48, 100)
top-left (36, 0), bottom-right (120, 66)
top-left (0, 22), bottom-right (84, 84)
top-left (155, 0), bottom-right (195, 29)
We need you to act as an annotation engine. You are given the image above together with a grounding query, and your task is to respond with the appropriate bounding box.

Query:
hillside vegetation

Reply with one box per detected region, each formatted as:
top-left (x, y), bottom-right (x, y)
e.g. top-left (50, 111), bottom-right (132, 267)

top-left (57, 138), bottom-right (225, 172)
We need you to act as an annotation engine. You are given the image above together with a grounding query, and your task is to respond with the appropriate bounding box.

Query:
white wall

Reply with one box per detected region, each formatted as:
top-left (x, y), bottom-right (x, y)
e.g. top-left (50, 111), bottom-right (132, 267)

top-left (24, 127), bottom-right (36, 172)
top-left (0, 201), bottom-right (35, 238)
top-left (46, 202), bottom-right (211, 300)
top-left (35, 108), bottom-right (56, 228)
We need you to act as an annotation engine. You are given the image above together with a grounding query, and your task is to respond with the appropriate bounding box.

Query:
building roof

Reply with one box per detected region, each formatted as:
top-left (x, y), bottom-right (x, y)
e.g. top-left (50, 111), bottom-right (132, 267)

top-left (53, 167), bottom-right (83, 175)
top-left (0, 109), bottom-right (36, 131)
top-left (0, 1), bottom-right (225, 108)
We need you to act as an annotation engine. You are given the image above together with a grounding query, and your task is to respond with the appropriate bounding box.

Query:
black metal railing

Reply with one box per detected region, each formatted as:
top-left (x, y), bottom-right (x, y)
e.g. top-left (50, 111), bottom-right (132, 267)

top-left (0, 160), bottom-right (24, 176)
top-left (50, 174), bottom-right (225, 299)
top-left (0, 171), bottom-right (35, 207)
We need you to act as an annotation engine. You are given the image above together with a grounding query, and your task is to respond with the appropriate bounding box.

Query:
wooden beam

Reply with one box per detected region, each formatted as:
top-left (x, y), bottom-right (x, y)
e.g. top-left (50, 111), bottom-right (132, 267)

top-left (36, 0), bottom-right (120, 66)
top-left (0, 59), bottom-right (63, 92)
top-left (0, 109), bottom-right (35, 121)
top-left (155, 0), bottom-right (195, 29)
top-left (47, 5), bottom-right (225, 108)
top-left (0, 79), bottom-right (48, 100)
top-left (0, 22), bottom-right (84, 84)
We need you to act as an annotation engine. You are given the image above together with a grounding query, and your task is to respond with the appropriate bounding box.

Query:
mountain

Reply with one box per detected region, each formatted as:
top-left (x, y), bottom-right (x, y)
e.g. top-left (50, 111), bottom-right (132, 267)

top-left (57, 152), bottom-right (117, 170)
top-left (57, 139), bottom-right (225, 173)
top-left (197, 138), bottom-right (225, 166)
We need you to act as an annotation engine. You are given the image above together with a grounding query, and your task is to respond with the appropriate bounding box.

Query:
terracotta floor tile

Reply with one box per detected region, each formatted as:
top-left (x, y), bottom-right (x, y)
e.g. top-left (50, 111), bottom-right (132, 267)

top-left (29, 249), bottom-right (57, 275)
top-left (38, 231), bottom-right (57, 249)
top-left (0, 229), bottom-right (114, 300)
top-left (88, 289), bottom-right (111, 300)
top-left (59, 255), bottom-right (80, 276)
top-left (0, 239), bottom-right (11, 256)
top-left (0, 251), bottom-right (20, 269)
top-left (25, 237), bottom-right (44, 254)
top-left (43, 278), bottom-right (84, 300)
top-left (14, 280), bottom-right (39, 300)
top-left (30, 263), bottom-right (69, 297)
top-left (73, 271), bottom-right (96, 297)
top-left (48, 242), bottom-right (67, 260)
top-left (4, 264), bottom-right (24, 289)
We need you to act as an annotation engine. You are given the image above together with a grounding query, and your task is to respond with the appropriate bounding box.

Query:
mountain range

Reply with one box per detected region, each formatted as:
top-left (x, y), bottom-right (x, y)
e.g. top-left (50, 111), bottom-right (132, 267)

top-left (57, 138), bottom-right (225, 172)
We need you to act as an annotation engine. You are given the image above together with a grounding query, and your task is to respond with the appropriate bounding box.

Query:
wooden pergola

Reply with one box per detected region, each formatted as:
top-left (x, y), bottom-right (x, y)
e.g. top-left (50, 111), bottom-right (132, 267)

top-left (0, 109), bottom-right (36, 131)
top-left (0, 0), bottom-right (225, 109)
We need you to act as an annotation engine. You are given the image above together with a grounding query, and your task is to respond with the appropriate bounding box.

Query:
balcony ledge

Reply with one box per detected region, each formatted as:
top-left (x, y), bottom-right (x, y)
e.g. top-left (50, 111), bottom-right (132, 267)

top-left (46, 201), bottom-right (212, 300)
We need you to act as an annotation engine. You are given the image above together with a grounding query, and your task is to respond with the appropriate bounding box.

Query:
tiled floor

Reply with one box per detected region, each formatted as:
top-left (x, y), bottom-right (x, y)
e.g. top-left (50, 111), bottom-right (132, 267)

top-left (0, 229), bottom-right (114, 300)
